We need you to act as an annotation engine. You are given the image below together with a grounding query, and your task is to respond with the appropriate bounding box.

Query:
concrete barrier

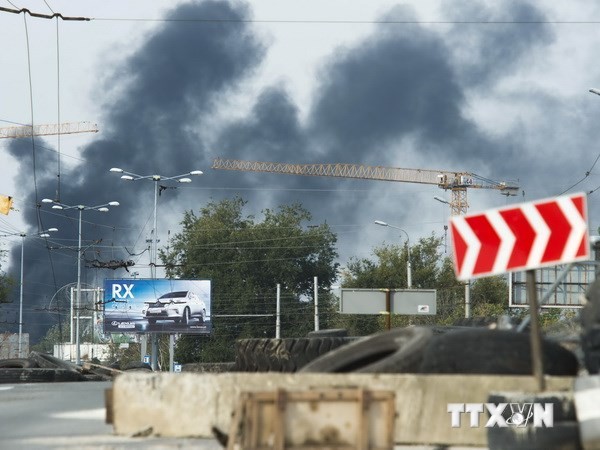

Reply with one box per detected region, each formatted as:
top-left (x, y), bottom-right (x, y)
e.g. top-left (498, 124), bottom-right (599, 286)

top-left (111, 372), bottom-right (573, 446)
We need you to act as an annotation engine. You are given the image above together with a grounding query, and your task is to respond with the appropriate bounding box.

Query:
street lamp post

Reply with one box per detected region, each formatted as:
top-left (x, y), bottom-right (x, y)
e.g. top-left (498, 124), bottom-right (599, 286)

top-left (2, 228), bottom-right (58, 357)
top-left (109, 167), bottom-right (203, 370)
top-left (109, 168), bottom-right (203, 278)
top-left (42, 199), bottom-right (119, 365)
top-left (374, 220), bottom-right (412, 289)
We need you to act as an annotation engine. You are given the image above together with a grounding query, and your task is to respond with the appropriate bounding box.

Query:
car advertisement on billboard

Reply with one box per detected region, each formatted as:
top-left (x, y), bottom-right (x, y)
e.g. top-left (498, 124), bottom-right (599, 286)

top-left (102, 279), bottom-right (212, 334)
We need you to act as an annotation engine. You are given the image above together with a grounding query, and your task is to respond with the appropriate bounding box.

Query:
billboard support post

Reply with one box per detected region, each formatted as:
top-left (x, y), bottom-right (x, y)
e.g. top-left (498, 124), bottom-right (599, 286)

top-left (526, 269), bottom-right (546, 392)
top-left (169, 334), bottom-right (174, 372)
top-left (314, 276), bottom-right (319, 332)
top-left (385, 289), bottom-right (391, 330)
top-left (465, 281), bottom-right (471, 319)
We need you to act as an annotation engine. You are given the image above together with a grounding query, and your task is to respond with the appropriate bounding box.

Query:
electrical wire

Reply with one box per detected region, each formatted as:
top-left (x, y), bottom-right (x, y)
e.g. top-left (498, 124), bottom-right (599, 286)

top-left (559, 151), bottom-right (600, 195)
top-left (89, 17), bottom-right (600, 25)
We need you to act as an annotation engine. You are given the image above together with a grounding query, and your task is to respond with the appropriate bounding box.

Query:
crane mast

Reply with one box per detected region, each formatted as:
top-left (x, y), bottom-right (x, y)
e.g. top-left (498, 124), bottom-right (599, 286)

top-left (212, 157), bottom-right (519, 215)
top-left (0, 121), bottom-right (98, 139)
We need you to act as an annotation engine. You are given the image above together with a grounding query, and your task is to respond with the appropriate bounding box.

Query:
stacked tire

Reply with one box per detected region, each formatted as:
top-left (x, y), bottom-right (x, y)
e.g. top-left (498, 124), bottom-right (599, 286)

top-left (581, 278), bottom-right (600, 374)
top-left (486, 391), bottom-right (581, 450)
top-left (419, 329), bottom-right (579, 376)
top-left (0, 352), bottom-right (86, 383)
top-left (234, 336), bottom-right (354, 372)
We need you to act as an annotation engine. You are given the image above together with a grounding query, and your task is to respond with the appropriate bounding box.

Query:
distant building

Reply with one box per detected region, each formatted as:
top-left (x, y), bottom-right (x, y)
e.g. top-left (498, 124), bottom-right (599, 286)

top-left (510, 262), bottom-right (597, 308)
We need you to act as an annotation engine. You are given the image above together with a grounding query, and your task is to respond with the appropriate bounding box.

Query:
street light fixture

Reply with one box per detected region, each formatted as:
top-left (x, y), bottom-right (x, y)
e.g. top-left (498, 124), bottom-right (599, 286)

top-left (1, 227), bottom-right (58, 357)
top-left (41, 198), bottom-right (119, 365)
top-left (110, 167), bottom-right (203, 371)
top-left (374, 220), bottom-right (412, 289)
top-left (109, 168), bottom-right (203, 278)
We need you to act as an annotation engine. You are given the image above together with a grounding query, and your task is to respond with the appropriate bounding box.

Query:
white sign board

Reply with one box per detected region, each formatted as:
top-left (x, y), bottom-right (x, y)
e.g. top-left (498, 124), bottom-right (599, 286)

top-left (340, 289), bottom-right (437, 315)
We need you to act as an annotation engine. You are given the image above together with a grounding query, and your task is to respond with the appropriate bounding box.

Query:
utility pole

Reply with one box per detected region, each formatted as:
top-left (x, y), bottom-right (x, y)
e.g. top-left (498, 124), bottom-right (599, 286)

top-left (276, 284), bottom-right (281, 339)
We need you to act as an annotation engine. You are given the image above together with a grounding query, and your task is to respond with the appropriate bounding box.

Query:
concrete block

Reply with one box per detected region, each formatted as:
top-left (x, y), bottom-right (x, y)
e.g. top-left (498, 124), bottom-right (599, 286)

top-left (112, 372), bottom-right (573, 446)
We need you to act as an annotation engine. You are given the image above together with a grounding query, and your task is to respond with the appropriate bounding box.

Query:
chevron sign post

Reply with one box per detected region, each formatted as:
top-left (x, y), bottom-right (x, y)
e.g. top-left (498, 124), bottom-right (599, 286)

top-left (450, 193), bottom-right (589, 281)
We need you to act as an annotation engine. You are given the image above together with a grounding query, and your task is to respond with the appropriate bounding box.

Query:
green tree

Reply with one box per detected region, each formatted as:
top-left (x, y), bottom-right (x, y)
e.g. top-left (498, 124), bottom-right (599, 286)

top-left (161, 198), bottom-right (339, 363)
top-left (470, 275), bottom-right (510, 318)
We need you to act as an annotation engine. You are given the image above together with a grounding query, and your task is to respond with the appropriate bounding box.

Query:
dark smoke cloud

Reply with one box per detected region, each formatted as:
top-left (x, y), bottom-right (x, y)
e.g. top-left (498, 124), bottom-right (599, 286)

top-left (3, 0), bottom-right (265, 341)
top-left (3, 0), bottom-right (574, 343)
top-left (442, 1), bottom-right (554, 87)
top-left (213, 1), bottom-right (556, 258)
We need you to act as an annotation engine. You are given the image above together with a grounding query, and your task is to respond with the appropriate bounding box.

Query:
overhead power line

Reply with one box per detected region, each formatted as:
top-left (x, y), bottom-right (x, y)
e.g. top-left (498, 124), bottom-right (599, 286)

top-left (0, 6), bottom-right (90, 21)
top-left (91, 17), bottom-right (600, 25)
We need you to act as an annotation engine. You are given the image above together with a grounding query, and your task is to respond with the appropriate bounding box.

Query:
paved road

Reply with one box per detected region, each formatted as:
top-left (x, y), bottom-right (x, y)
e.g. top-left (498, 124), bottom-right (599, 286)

top-left (0, 380), bottom-right (486, 449)
top-left (0, 381), bottom-right (222, 449)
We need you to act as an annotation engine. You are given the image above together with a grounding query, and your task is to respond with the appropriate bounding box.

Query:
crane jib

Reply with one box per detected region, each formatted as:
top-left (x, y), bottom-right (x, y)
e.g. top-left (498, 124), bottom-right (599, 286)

top-left (212, 158), bottom-right (517, 190)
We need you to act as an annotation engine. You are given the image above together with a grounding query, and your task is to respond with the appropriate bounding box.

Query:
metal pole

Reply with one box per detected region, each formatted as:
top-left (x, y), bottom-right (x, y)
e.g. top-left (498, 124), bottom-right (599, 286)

top-left (70, 287), bottom-right (74, 345)
top-left (18, 235), bottom-right (24, 358)
top-left (314, 276), bottom-right (319, 331)
top-left (465, 281), bottom-right (471, 319)
top-left (385, 289), bottom-right (391, 330)
top-left (150, 181), bottom-right (159, 370)
top-left (169, 335), bottom-right (174, 372)
top-left (152, 180), bottom-right (158, 279)
top-left (276, 284), bottom-right (281, 338)
top-left (76, 208), bottom-right (82, 366)
top-left (406, 240), bottom-right (412, 289)
top-left (526, 269), bottom-right (546, 392)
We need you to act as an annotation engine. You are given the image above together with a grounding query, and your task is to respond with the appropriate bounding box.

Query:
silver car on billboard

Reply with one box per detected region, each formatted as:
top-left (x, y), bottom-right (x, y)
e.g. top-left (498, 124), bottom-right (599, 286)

top-left (143, 290), bottom-right (207, 325)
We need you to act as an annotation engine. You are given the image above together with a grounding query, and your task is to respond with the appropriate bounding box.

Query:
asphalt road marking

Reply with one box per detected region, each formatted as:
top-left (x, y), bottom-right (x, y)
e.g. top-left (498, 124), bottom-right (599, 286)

top-left (51, 408), bottom-right (106, 420)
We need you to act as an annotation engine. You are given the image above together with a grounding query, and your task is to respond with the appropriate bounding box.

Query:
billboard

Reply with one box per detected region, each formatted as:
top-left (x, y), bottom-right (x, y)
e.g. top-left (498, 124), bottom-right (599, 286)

top-left (102, 279), bottom-right (212, 334)
top-left (339, 289), bottom-right (437, 315)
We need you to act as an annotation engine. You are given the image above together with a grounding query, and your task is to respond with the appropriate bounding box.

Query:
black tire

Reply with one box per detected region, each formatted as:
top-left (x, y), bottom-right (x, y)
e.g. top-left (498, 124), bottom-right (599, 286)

top-left (122, 361), bottom-right (153, 371)
top-left (487, 421), bottom-right (581, 450)
top-left (28, 351), bottom-right (81, 372)
top-left (419, 329), bottom-right (579, 376)
top-left (0, 358), bottom-right (37, 369)
top-left (453, 317), bottom-right (496, 327)
top-left (182, 362), bottom-right (236, 373)
top-left (581, 326), bottom-right (600, 374)
top-left (488, 391), bottom-right (576, 423)
top-left (300, 326), bottom-right (433, 374)
top-left (307, 328), bottom-right (349, 338)
top-left (198, 309), bottom-right (206, 324)
top-left (0, 368), bottom-right (85, 383)
top-left (581, 277), bottom-right (600, 330)
top-left (234, 337), bottom-right (354, 372)
top-left (182, 307), bottom-right (191, 326)
top-left (148, 318), bottom-right (157, 324)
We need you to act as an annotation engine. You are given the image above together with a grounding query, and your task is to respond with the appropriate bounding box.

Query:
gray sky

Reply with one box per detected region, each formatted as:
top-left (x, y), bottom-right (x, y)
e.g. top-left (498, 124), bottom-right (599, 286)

top-left (2, 0), bottom-right (600, 339)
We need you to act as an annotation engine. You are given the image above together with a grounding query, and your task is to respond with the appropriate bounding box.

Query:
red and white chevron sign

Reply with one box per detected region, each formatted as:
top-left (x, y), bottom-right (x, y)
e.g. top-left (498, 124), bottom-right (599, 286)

top-left (450, 193), bottom-right (589, 280)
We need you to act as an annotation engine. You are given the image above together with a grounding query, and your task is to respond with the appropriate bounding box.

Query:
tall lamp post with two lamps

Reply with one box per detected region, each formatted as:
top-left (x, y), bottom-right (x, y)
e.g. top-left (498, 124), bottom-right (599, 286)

top-left (109, 167), bottom-right (203, 370)
top-left (1, 227), bottom-right (58, 357)
top-left (41, 198), bottom-right (120, 365)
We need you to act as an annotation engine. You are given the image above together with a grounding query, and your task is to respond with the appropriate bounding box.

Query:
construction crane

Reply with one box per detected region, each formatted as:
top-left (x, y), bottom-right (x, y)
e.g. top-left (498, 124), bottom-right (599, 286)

top-left (0, 121), bottom-right (98, 139)
top-left (211, 158), bottom-right (519, 215)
